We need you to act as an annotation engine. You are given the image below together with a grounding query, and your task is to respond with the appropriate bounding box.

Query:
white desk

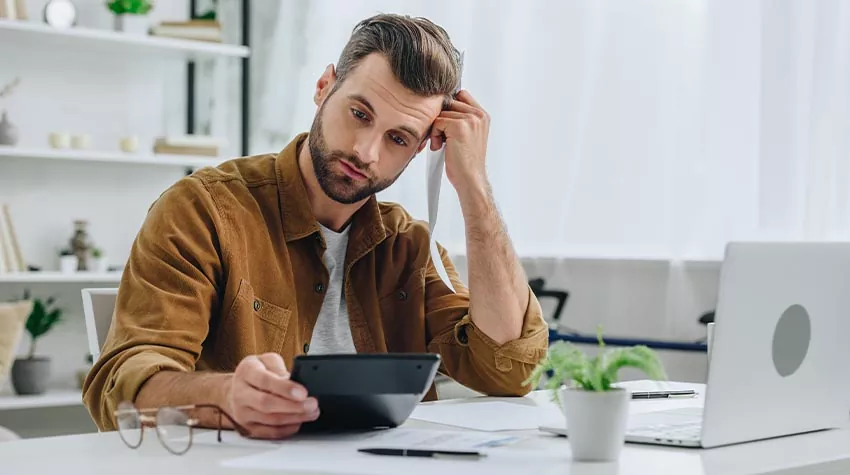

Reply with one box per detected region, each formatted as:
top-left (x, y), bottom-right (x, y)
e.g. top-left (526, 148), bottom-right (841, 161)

top-left (2, 382), bottom-right (850, 475)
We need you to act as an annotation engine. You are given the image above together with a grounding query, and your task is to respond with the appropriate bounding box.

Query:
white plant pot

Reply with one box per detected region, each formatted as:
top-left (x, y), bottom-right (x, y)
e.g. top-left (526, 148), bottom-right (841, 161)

top-left (114, 14), bottom-right (149, 35)
top-left (94, 257), bottom-right (109, 273)
top-left (59, 255), bottom-right (78, 274)
top-left (561, 387), bottom-right (629, 462)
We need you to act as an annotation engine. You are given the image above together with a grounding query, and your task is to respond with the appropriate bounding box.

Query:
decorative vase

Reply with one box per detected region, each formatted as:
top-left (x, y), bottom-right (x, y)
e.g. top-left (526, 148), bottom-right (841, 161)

top-left (119, 135), bottom-right (139, 153)
top-left (114, 14), bottom-right (149, 35)
top-left (49, 132), bottom-right (71, 149)
top-left (0, 111), bottom-right (19, 146)
top-left (59, 255), bottom-right (78, 274)
top-left (561, 387), bottom-right (630, 462)
top-left (71, 134), bottom-right (91, 150)
top-left (70, 220), bottom-right (91, 271)
top-left (11, 357), bottom-right (51, 395)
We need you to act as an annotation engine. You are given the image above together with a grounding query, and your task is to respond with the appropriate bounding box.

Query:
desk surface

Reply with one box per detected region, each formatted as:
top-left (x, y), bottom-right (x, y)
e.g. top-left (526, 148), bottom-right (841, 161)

top-left (2, 381), bottom-right (850, 475)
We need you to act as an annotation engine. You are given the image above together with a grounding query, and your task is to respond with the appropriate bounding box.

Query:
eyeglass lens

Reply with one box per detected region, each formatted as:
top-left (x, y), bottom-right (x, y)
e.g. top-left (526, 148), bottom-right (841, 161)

top-left (116, 401), bottom-right (143, 448)
top-left (155, 406), bottom-right (192, 455)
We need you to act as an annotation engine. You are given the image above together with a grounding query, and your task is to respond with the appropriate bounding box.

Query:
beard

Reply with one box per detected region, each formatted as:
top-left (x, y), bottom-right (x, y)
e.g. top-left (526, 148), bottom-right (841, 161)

top-left (308, 105), bottom-right (400, 205)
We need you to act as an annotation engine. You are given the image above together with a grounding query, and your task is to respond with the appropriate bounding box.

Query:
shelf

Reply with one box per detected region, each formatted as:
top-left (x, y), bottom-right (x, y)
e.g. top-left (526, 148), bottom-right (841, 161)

top-left (0, 146), bottom-right (223, 168)
top-left (0, 272), bottom-right (122, 283)
top-left (0, 19), bottom-right (249, 60)
top-left (0, 389), bottom-right (82, 411)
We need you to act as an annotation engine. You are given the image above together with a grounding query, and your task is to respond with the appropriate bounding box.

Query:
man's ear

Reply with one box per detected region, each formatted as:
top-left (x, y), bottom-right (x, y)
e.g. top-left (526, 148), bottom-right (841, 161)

top-left (314, 64), bottom-right (337, 106)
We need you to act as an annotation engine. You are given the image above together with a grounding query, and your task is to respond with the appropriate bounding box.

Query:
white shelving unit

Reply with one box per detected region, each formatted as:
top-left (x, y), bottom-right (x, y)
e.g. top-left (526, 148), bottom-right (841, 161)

top-left (0, 272), bottom-right (122, 283)
top-left (0, 19), bottom-right (249, 61)
top-left (0, 146), bottom-right (223, 168)
top-left (0, 11), bottom-right (250, 438)
top-left (0, 390), bottom-right (82, 411)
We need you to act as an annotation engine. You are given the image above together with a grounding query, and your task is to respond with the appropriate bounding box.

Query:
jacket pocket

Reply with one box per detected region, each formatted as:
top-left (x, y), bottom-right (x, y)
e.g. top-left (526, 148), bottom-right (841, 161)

top-left (219, 279), bottom-right (292, 363)
top-left (378, 268), bottom-right (426, 351)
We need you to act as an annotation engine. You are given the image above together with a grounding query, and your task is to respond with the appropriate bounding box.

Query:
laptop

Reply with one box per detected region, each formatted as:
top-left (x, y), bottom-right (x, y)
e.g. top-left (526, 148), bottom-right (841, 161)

top-left (542, 242), bottom-right (850, 448)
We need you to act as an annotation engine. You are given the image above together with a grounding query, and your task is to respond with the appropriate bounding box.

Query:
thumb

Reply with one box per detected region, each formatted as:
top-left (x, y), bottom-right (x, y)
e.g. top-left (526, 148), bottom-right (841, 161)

top-left (257, 352), bottom-right (289, 377)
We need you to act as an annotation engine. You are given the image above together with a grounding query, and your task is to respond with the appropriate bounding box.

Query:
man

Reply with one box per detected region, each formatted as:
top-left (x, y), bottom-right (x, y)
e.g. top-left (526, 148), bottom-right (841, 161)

top-left (83, 13), bottom-right (548, 439)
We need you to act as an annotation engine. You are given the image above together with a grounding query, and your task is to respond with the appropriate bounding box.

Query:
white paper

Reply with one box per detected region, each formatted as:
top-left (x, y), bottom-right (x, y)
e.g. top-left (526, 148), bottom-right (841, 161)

top-left (358, 427), bottom-right (523, 450)
top-left (425, 51), bottom-right (464, 294)
top-left (410, 401), bottom-right (564, 432)
top-left (426, 150), bottom-right (455, 293)
top-left (198, 427), bottom-right (521, 451)
top-left (221, 428), bottom-right (559, 475)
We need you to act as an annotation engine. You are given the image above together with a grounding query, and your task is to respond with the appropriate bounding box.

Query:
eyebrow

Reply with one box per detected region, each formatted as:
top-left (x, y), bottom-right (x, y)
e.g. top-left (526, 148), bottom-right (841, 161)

top-left (348, 94), bottom-right (423, 144)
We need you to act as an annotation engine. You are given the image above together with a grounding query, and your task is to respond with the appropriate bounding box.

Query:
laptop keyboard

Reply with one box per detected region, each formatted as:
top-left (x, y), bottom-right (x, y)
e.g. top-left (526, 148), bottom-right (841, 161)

top-left (627, 407), bottom-right (704, 441)
top-left (629, 420), bottom-right (702, 440)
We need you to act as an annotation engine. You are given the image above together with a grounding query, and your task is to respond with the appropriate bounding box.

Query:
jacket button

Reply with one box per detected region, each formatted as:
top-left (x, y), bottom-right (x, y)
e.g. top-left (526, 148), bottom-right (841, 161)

top-left (315, 283), bottom-right (325, 293)
top-left (253, 300), bottom-right (261, 311)
top-left (397, 290), bottom-right (408, 301)
top-left (303, 342), bottom-right (310, 353)
top-left (457, 326), bottom-right (469, 344)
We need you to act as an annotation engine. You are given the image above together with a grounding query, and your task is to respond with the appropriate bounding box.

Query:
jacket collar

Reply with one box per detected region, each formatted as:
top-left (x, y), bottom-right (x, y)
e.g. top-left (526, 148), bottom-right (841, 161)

top-left (275, 133), bottom-right (388, 250)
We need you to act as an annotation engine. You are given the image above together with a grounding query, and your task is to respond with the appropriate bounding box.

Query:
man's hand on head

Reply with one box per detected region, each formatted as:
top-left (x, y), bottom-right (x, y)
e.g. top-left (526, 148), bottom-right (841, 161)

top-left (429, 90), bottom-right (491, 202)
top-left (227, 353), bottom-right (319, 439)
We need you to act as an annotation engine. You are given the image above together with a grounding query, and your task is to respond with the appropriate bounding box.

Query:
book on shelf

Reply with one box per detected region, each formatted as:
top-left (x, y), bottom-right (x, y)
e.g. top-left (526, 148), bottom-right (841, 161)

top-left (151, 20), bottom-right (222, 43)
top-left (0, 0), bottom-right (26, 20)
top-left (160, 134), bottom-right (229, 149)
top-left (153, 138), bottom-right (219, 157)
top-left (0, 213), bottom-right (7, 273)
top-left (0, 203), bottom-right (24, 274)
top-left (0, 0), bottom-right (13, 20)
top-left (151, 29), bottom-right (223, 43)
top-left (160, 20), bottom-right (221, 28)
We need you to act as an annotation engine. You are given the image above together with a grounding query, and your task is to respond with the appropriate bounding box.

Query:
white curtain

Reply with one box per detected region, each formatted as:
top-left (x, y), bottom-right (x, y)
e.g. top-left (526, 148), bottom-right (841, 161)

top-left (250, 0), bottom-right (850, 264)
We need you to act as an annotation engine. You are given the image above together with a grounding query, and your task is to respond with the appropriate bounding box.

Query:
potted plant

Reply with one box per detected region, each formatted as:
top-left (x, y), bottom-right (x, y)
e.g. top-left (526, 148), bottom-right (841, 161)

top-left (0, 77), bottom-right (21, 146)
top-left (524, 331), bottom-right (667, 462)
top-left (59, 248), bottom-right (77, 274)
top-left (91, 247), bottom-right (109, 273)
top-left (107, 0), bottom-right (153, 35)
top-left (11, 292), bottom-right (63, 395)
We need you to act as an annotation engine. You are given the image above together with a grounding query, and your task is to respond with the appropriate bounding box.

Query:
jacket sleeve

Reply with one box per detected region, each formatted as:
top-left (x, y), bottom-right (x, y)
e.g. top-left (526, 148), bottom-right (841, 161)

top-left (82, 177), bottom-right (224, 430)
top-left (424, 244), bottom-right (549, 397)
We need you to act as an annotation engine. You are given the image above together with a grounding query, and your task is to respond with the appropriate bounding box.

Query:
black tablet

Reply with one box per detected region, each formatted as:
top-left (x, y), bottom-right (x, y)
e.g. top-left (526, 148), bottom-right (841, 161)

top-left (290, 353), bottom-right (441, 432)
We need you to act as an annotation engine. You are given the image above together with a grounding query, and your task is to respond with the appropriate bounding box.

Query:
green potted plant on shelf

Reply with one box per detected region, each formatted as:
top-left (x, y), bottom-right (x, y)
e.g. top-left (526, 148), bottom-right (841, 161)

top-left (11, 291), bottom-right (63, 395)
top-left (59, 248), bottom-right (77, 274)
top-left (524, 330), bottom-right (667, 462)
top-left (107, 0), bottom-right (153, 35)
top-left (91, 247), bottom-right (109, 273)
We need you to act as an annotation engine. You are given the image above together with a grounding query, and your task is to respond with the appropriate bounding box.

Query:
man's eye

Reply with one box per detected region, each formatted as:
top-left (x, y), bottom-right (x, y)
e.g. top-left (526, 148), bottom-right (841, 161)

top-left (389, 134), bottom-right (407, 147)
top-left (351, 109), bottom-right (368, 121)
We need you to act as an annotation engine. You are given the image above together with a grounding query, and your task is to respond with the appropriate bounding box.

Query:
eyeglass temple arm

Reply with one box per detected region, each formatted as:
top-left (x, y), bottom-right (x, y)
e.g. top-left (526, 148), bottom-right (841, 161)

top-left (191, 404), bottom-right (248, 440)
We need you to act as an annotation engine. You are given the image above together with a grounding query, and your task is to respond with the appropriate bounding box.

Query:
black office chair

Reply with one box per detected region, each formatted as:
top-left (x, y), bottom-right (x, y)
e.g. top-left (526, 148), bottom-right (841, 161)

top-left (529, 278), bottom-right (579, 335)
top-left (529, 278), bottom-right (568, 323)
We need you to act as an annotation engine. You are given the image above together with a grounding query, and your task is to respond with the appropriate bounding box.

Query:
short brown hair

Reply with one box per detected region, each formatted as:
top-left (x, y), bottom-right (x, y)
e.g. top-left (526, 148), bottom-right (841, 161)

top-left (335, 14), bottom-right (461, 100)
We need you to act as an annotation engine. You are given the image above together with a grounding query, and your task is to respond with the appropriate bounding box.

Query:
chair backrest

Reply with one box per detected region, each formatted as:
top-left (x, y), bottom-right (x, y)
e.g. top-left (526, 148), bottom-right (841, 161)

top-left (528, 278), bottom-right (569, 322)
top-left (81, 288), bottom-right (118, 360)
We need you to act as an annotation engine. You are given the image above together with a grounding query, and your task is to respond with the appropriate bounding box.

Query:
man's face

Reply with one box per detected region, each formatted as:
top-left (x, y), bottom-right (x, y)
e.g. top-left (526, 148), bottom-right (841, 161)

top-left (308, 54), bottom-right (444, 204)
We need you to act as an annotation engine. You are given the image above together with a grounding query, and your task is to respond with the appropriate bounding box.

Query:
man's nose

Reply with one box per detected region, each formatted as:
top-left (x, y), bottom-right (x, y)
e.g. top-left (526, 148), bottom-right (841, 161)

top-left (353, 132), bottom-right (381, 166)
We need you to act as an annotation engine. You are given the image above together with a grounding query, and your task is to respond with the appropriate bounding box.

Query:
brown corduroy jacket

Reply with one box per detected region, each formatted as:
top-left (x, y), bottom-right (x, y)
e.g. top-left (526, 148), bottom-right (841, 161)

top-left (83, 133), bottom-right (549, 430)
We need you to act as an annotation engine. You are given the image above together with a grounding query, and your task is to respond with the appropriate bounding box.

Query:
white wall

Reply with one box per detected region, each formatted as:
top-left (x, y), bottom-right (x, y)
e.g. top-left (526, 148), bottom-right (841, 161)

top-left (0, 0), bottom-right (719, 397)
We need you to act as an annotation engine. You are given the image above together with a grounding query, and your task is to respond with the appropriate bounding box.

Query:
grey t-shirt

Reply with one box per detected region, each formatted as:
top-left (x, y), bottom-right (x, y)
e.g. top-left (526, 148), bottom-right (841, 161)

top-left (307, 223), bottom-right (356, 355)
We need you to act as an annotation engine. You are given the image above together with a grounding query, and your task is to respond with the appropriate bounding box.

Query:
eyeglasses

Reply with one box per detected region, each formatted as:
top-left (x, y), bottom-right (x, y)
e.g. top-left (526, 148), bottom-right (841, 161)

top-left (114, 401), bottom-right (246, 455)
